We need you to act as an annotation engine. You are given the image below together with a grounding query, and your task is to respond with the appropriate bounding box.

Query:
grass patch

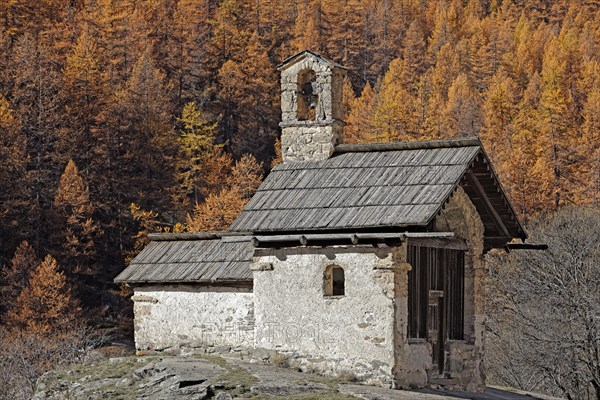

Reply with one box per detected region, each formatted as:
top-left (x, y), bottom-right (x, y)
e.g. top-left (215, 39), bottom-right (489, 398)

top-left (250, 393), bottom-right (359, 400)
top-left (193, 353), bottom-right (229, 368)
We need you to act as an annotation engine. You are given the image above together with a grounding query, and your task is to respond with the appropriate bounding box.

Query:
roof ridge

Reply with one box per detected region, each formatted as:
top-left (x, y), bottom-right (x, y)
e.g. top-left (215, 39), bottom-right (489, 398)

top-left (147, 232), bottom-right (252, 241)
top-left (334, 137), bottom-right (481, 154)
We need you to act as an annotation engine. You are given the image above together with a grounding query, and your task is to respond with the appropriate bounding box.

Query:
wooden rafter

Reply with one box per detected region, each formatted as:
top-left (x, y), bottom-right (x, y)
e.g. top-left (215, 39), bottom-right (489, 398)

top-left (467, 171), bottom-right (511, 239)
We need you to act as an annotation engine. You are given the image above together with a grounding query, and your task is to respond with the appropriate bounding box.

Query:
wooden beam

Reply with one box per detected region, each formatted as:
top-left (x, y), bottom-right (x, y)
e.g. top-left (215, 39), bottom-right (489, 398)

top-left (505, 243), bottom-right (548, 251)
top-left (467, 171), bottom-right (511, 239)
top-left (407, 237), bottom-right (468, 251)
top-left (250, 232), bottom-right (456, 247)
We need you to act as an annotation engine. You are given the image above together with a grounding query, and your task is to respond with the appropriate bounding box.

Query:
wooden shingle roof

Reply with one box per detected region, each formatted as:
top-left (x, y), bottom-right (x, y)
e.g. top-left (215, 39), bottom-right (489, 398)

top-left (114, 234), bottom-right (254, 284)
top-left (229, 138), bottom-right (526, 250)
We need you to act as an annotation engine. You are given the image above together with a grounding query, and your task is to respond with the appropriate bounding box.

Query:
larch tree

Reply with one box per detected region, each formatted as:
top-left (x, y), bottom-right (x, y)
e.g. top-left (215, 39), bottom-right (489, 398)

top-left (372, 58), bottom-right (414, 142)
top-left (8, 34), bottom-right (65, 251)
top-left (217, 59), bottom-right (246, 152)
top-left (109, 47), bottom-right (177, 213)
top-left (169, 0), bottom-right (213, 103)
top-left (211, 0), bottom-right (253, 65)
top-left (186, 153), bottom-right (263, 232)
top-left (229, 33), bottom-right (279, 160)
top-left (176, 101), bottom-right (219, 205)
top-left (186, 187), bottom-right (248, 232)
top-left (322, 0), bottom-right (367, 78)
top-left (428, 1), bottom-right (459, 62)
top-left (0, 241), bottom-right (39, 317)
top-left (227, 153), bottom-right (264, 200)
top-left (0, 94), bottom-right (31, 256)
top-left (291, 0), bottom-right (324, 53)
top-left (8, 254), bottom-right (79, 335)
top-left (424, 43), bottom-right (461, 138)
top-left (507, 72), bottom-right (548, 218)
top-left (54, 160), bottom-right (102, 284)
top-left (538, 35), bottom-right (579, 209)
top-left (481, 72), bottom-right (519, 161)
top-left (444, 73), bottom-right (482, 138)
top-left (400, 20), bottom-right (428, 94)
top-left (341, 76), bottom-right (356, 122)
top-left (81, 0), bottom-right (136, 87)
top-left (579, 60), bottom-right (600, 203)
top-left (345, 82), bottom-right (378, 143)
top-left (61, 30), bottom-right (108, 172)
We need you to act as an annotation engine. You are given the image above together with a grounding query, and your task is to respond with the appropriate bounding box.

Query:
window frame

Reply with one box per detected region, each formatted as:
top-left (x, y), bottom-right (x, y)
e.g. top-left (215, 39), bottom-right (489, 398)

top-left (323, 265), bottom-right (345, 297)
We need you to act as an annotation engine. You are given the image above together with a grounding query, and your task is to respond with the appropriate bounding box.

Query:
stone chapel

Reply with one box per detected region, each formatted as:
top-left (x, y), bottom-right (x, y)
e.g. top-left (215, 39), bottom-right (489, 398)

top-left (116, 50), bottom-right (530, 391)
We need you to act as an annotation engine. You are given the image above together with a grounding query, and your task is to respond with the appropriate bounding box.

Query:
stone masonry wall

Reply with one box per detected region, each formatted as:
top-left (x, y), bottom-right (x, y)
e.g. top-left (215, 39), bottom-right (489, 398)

top-left (393, 187), bottom-right (486, 392)
top-left (279, 52), bottom-right (344, 162)
top-left (252, 246), bottom-right (397, 386)
top-left (437, 187), bottom-right (486, 392)
top-left (280, 123), bottom-right (343, 162)
top-left (132, 285), bottom-right (254, 351)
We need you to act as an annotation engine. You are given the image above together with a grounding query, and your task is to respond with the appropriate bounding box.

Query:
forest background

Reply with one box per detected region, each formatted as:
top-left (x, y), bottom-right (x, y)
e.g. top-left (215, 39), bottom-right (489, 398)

top-left (0, 0), bottom-right (598, 399)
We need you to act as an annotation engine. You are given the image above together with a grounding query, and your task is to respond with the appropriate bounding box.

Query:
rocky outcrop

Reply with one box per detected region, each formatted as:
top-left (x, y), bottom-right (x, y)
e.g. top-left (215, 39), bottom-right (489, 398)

top-left (32, 353), bottom-right (465, 400)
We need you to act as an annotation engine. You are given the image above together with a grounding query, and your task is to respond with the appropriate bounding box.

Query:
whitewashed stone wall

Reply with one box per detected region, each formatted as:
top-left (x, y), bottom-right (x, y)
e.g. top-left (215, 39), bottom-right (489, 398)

top-left (252, 247), bottom-right (397, 386)
top-left (132, 285), bottom-right (254, 351)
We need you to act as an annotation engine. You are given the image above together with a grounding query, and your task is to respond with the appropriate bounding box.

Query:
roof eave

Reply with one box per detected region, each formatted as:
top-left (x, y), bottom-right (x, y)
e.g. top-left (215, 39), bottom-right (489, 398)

top-left (276, 50), bottom-right (349, 71)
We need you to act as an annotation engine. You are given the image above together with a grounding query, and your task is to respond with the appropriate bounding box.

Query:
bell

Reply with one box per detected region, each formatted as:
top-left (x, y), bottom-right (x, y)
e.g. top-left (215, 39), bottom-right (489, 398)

top-left (308, 82), bottom-right (319, 109)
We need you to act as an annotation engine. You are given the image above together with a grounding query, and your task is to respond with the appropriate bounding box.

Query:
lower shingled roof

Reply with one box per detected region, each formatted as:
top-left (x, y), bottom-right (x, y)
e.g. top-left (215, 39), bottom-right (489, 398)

top-left (114, 236), bottom-right (254, 284)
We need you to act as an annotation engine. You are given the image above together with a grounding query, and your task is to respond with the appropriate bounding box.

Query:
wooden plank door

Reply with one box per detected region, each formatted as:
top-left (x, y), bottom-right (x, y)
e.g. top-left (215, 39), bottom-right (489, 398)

top-left (428, 289), bottom-right (445, 375)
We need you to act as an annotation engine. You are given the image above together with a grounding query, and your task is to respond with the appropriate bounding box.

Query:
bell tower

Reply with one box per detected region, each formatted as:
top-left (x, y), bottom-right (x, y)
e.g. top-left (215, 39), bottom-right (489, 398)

top-left (277, 51), bottom-right (347, 162)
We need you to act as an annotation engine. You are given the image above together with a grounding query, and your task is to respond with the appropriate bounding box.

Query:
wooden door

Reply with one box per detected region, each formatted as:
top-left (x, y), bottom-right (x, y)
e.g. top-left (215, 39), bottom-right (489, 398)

top-left (428, 290), bottom-right (445, 375)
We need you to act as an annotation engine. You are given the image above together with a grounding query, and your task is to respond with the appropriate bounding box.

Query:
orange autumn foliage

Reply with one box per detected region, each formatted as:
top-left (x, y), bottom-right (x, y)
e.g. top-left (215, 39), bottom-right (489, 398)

top-left (8, 255), bottom-right (79, 335)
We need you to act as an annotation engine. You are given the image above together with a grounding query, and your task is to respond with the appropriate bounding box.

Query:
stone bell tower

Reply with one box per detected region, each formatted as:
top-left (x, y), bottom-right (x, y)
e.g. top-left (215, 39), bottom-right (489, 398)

top-left (277, 51), bottom-right (347, 162)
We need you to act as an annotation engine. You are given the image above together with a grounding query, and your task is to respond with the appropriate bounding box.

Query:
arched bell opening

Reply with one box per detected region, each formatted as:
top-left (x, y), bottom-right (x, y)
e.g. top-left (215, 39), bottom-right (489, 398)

top-left (297, 69), bottom-right (318, 121)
